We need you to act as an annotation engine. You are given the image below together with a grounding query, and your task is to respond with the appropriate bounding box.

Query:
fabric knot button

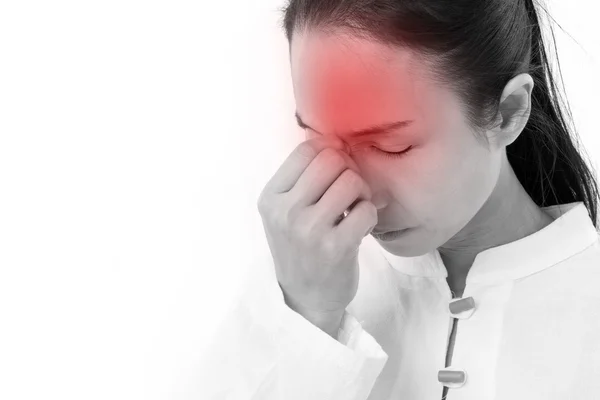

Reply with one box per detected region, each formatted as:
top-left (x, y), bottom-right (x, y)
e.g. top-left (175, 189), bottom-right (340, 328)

top-left (449, 296), bottom-right (475, 319)
top-left (438, 367), bottom-right (467, 388)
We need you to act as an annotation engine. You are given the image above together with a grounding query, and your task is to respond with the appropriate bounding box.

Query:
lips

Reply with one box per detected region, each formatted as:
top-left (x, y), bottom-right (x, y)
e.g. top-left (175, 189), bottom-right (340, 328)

top-left (371, 228), bottom-right (405, 235)
top-left (370, 228), bottom-right (410, 242)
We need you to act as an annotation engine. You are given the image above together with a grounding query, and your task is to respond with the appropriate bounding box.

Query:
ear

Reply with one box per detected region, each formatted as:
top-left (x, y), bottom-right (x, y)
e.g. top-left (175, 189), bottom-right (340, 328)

top-left (487, 73), bottom-right (534, 149)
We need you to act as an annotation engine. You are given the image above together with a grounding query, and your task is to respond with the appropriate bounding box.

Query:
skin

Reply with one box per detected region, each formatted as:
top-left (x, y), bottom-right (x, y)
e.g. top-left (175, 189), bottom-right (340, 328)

top-left (290, 29), bottom-right (554, 297)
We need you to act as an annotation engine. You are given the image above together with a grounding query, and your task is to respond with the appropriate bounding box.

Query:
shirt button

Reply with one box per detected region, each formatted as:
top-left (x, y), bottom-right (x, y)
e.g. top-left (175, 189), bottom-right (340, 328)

top-left (449, 296), bottom-right (476, 319)
top-left (438, 367), bottom-right (467, 388)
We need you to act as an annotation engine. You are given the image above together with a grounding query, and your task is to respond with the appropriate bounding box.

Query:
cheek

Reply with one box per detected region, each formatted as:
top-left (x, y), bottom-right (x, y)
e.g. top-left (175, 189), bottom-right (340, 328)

top-left (425, 138), bottom-right (495, 224)
top-left (385, 137), bottom-right (479, 223)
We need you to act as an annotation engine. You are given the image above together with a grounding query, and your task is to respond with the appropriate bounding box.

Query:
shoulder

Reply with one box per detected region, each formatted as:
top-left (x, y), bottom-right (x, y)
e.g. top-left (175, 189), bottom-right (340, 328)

top-left (524, 233), bottom-right (600, 299)
top-left (562, 233), bottom-right (600, 297)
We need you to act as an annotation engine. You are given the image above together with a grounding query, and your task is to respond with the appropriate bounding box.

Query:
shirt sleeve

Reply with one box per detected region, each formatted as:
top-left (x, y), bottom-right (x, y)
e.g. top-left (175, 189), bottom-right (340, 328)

top-left (199, 255), bottom-right (389, 400)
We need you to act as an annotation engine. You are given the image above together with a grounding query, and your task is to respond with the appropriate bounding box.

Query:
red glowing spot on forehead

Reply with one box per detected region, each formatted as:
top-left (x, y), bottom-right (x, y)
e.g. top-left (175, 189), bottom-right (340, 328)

top-left (292, 32), bottom-right (422, 140)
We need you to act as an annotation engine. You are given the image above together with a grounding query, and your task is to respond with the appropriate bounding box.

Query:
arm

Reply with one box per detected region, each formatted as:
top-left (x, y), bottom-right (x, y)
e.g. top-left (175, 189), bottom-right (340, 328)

top-left (199, 259), bottom-right (388, 400)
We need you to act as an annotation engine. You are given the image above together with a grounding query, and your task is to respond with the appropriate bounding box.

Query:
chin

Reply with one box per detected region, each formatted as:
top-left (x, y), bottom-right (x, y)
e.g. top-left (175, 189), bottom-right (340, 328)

top-left (381, 242), bottom-right (429, 257)
top-left (375, 229), bottom-right (432, 257)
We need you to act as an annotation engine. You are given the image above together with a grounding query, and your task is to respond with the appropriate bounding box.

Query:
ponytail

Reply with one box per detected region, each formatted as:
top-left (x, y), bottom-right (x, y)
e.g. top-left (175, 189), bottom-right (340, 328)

top-left (507, 0), bottom-right (599, 227)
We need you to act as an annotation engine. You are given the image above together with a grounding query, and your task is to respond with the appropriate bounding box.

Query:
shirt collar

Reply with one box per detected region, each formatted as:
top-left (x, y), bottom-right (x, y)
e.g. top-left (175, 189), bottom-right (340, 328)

top-left (380, 202), bottom-right (599, 284)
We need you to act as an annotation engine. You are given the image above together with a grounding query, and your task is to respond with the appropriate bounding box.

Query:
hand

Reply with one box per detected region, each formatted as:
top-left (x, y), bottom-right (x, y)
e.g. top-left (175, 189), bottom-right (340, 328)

top-left (257, 136), bottom-right (378, 327)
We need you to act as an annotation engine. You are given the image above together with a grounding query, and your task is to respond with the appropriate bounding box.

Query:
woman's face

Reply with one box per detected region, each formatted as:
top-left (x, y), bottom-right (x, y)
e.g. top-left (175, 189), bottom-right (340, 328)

top-left (291, 30), bottom-right (502, 257)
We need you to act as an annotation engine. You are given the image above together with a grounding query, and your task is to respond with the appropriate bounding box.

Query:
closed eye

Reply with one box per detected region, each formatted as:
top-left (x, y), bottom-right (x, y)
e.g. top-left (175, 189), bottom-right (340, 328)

top-left (371, 145), bottom-right (413, 159)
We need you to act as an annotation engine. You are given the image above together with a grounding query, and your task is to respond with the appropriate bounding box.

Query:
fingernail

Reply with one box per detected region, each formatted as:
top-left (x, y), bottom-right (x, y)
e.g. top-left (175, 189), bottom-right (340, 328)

top-left (371, 195), bottom-right (387, 210)
top-left (334, 136), bottom-right (350, 154)
top-left (343, 141), bottom-right (351, 155)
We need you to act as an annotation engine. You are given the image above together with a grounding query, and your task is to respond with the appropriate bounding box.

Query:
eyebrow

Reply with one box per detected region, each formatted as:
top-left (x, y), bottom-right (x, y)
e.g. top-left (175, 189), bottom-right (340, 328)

top-left (295, 112), bottom-right (414, 138)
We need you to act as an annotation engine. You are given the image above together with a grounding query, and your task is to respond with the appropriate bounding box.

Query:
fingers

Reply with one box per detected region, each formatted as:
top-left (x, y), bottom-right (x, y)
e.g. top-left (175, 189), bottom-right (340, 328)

top-left (290, 148), bottom-right (348, 206)
top-left (264, 136), bottom-right (347, 194)
top-left (288, 136), bottom-right (365, 206)
top-left (311, 169), bottom-right (372, 224)
top-left (334, 200), bottom-right (378, 245)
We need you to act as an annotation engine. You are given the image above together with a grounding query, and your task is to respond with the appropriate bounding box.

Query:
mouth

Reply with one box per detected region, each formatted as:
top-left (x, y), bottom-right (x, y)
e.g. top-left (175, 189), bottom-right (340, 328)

top-left (370, 228), bottom-right (410, 241)
top-left (371, 227), bottom-right (407, 234)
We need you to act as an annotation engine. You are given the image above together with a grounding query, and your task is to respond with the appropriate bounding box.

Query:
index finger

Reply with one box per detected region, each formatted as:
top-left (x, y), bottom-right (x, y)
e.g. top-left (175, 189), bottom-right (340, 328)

top-left (265, 136), bottom-right (349, 194)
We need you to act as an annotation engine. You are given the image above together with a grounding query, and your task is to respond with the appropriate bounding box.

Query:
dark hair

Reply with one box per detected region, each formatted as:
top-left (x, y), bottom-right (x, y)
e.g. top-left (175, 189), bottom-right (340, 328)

top-left (281, 0), bottom-right (600, 229)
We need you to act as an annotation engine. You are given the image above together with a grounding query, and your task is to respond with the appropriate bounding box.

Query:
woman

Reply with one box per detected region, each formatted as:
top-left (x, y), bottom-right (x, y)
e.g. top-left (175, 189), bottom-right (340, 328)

top-left (201, 0), bottom-right (600, 399)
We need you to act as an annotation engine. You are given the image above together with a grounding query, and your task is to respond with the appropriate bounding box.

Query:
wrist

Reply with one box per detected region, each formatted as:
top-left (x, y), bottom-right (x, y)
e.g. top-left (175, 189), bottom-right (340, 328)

top-left (280, 289), bottom-right (346, 338)
top-left (297, 307), bottom-right (346, 339)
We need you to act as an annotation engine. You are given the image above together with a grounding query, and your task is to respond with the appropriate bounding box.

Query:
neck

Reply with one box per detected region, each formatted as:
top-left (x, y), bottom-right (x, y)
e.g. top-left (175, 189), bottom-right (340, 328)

top-left (438, 153), bottom-right (554, 297)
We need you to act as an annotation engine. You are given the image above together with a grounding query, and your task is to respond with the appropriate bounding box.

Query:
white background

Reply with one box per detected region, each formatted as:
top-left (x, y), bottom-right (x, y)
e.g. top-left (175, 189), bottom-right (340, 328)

top-left (0, 1), bottom-right (597, 399)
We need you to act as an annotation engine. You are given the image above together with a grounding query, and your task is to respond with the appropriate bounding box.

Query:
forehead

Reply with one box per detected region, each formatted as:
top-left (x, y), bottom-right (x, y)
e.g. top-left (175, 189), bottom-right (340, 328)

top-left (290, 30), bottom-right (438, 135)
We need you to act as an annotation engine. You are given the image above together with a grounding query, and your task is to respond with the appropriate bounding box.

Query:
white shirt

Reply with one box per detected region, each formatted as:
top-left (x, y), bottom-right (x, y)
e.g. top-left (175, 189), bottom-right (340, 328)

top-left (201, 201), bottom-right (600, 400)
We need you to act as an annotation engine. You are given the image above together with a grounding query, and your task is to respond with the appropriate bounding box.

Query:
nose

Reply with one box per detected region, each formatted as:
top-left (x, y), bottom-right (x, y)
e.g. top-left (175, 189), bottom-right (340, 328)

top-left (338, 140), bottom-right (390, 210)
